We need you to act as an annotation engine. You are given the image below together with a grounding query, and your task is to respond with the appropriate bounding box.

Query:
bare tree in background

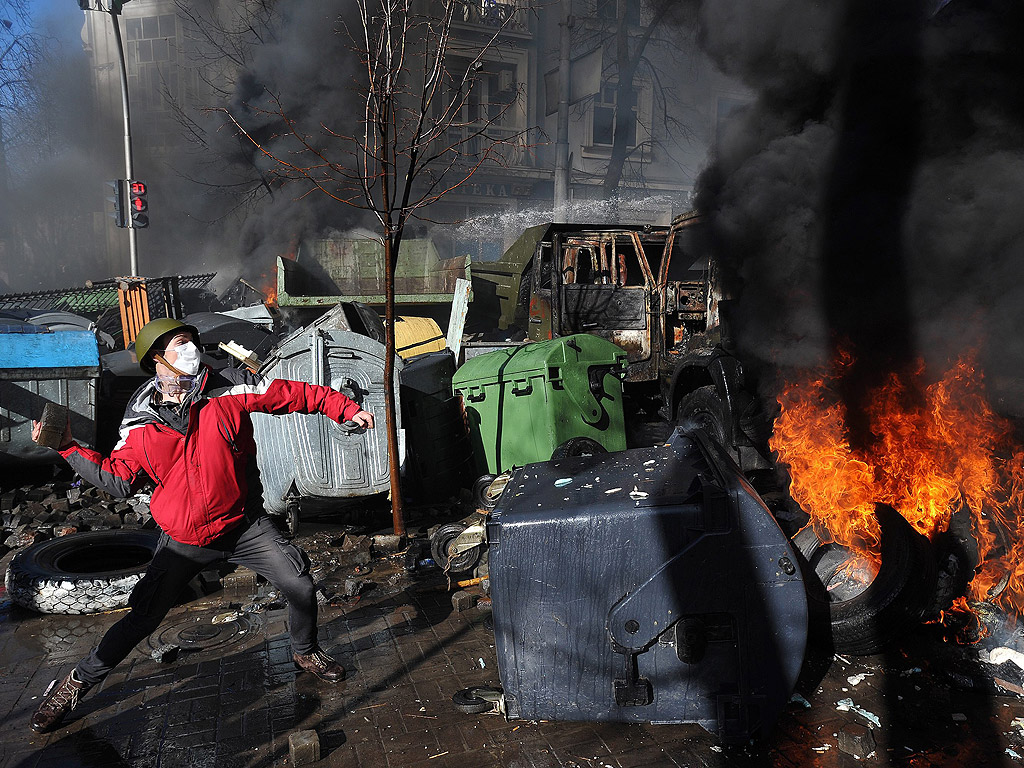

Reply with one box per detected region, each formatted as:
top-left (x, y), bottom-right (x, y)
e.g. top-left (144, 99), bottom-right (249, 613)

top-left (574, 0), bottom-right (693, 201)
top-left (0, 2), bottom-right (42, 286)
top-left (221, 0), bottom-right (530, 534)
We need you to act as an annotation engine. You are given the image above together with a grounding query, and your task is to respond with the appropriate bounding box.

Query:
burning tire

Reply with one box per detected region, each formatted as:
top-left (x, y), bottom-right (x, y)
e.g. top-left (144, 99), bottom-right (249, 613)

top-left (5, 531), bottom-right (160, 615)
top-left (792, 504), bottom-right (937, 655)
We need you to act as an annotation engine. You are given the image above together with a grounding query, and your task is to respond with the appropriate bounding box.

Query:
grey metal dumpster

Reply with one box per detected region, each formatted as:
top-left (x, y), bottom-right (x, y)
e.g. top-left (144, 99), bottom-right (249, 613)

top-left (0, 328), bottom-right (100, 464)
top-left (487, 428), bottom-right (808, 744)
top-left (252, 326), bottom-right (402, 515)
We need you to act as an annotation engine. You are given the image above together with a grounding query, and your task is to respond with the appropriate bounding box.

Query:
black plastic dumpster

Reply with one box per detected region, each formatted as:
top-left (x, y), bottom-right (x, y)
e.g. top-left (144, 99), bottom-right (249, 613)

top-left (400, 350), bottom-right (474, 501)
top-left (486, 428), bottom-right (808, 743)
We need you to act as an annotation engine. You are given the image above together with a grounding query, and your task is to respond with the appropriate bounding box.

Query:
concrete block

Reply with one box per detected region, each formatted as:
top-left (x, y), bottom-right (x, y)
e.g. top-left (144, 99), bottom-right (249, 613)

top-left (289, 729), bottom-right (320, 766)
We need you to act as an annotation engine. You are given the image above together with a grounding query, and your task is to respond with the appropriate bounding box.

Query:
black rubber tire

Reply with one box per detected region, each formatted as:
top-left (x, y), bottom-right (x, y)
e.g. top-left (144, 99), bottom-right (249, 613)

top-left (431, 522), bottom-right (481, 573)
top-left (472, 474), bottom-right (498, 511)
top-left (550, 437), bottom-right (607, 460)
top-left (792, 504), bottom-right (937, 655)
top-left (5, 530), bottom-right (161, 615)
top-left (452, 686), bottom-right (501, 715)
top-left (675, 385), bottom-right (729, 446)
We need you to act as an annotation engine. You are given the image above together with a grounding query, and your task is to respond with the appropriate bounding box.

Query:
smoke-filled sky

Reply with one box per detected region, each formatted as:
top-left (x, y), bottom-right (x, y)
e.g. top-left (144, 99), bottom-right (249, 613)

top-left (685, 0), bottom-right (1024, 416)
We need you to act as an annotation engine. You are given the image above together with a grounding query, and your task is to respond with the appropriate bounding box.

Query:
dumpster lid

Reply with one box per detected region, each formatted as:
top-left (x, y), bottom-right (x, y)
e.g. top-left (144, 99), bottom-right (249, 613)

top-left (0, 330), bottom-right (100, 373)
top-left (453, 334), bottom-right (626, 387)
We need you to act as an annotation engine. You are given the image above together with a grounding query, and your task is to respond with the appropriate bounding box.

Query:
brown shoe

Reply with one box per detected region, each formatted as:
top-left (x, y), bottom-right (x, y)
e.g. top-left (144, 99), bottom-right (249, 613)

top-left (293, 647), bottom-right (345, 683)
top-left (31, 671), bottom-right (92, 733)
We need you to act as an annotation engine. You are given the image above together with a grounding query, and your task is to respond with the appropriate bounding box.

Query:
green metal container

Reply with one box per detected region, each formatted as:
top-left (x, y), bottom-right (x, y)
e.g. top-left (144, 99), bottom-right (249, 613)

top-left (453, 335), bottom-right (628, 475)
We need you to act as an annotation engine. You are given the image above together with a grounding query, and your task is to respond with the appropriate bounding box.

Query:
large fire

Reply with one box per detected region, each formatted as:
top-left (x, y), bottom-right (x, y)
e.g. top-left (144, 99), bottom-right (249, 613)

top-left (771, 351), bottom-right (1024, 617)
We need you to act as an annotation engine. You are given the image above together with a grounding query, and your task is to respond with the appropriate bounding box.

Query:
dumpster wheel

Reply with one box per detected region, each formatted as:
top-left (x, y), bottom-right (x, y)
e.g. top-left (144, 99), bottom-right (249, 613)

top-left (431, 523), bottom-right (482, 573)
top-left (551, 437), bottom-right (607, 460)
top-left (452, 686), bottom-right (503, 715)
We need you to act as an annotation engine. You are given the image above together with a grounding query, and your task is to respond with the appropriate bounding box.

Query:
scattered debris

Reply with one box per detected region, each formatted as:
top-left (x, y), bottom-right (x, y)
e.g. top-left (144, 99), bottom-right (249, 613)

top-left (836, 698), bottom-right (881, 728)
top-left (212, 611), bottom-right (242, 624)
top-left (847, 673), bottom-right (873, 686)
top-left (789, 692), bottom-right (812, 708)
top-left (990, 647), bottom-right (1024, 671)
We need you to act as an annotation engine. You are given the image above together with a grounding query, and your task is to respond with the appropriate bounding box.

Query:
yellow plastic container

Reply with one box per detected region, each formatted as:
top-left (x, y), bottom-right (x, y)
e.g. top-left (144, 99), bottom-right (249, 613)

top-left (394, 316), bottom-right (447, 359)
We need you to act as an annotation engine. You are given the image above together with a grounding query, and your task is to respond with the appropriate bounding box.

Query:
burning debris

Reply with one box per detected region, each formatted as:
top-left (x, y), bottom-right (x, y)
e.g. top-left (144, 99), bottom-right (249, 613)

top-left (772, 348), bottom-right (1024, 638)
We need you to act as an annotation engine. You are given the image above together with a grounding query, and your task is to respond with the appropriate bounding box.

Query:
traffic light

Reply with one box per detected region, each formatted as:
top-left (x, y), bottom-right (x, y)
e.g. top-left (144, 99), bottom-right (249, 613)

top-left (128, 180), bottom-right (149, 228)
top-left (107, 179), bottom-right (127, 228)
top-left (78, 1), bottom-right (133, 13)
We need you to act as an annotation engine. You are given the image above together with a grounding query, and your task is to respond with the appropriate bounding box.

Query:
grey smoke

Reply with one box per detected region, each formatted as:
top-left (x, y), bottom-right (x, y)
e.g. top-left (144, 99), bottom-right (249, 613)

top-left (683, 0), bottom-right (1024, 419)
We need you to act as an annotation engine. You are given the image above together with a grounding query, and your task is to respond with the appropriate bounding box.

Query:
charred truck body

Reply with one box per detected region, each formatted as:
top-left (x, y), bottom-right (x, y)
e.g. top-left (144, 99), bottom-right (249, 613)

top-left (470, 213), bottom-right (768, 470)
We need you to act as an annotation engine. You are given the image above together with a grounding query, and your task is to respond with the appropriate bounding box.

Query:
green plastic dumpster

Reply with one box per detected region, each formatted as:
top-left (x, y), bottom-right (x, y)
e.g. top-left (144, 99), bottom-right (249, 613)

top-left (453, 334), bottom-right (628, 476)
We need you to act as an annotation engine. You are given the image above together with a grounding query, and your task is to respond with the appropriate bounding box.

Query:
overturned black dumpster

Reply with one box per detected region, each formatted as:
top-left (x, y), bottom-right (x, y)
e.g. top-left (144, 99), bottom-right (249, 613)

top-left (486, 428), bottom-right (808, 744)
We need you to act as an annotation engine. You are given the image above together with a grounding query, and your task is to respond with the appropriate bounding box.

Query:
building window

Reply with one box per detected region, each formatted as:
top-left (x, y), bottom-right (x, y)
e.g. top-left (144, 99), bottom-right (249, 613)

top-left (125, 14), bottom-right (179, 111)
top-left (595, 0), bottom-right (640, 25)
top-left (592, 82), bottom-right (637, 147)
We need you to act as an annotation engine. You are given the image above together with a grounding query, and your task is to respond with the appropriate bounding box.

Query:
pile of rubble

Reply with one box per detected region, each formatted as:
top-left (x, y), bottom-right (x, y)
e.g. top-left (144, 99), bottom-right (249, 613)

top-left (0, 479), bottom-right (155, 556)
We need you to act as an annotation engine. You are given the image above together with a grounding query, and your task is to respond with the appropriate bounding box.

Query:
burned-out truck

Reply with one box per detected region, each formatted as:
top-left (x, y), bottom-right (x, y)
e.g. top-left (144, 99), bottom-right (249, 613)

top-left (470, 212), bottom-right (769, 470)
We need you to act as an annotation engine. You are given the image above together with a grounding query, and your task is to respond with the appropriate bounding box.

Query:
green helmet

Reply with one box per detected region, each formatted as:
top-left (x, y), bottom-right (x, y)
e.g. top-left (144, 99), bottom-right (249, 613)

top-left (133, 317), bottom-right (201, 374)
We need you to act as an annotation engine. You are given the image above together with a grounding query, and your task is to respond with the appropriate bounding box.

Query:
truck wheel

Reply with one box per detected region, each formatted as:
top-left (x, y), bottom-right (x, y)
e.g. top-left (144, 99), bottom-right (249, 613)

top-left (551, 437), bottom-right (607, 459)
top-left (676, 385), bottom-right (729, 446)
top-left (5, 531), bottom-right (161, 615)
top-left (792, 504), bottom-right (937, 655)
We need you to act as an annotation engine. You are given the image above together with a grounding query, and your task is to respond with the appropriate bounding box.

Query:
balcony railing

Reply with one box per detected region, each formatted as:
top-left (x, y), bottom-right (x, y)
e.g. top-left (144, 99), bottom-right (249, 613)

top-left (454, 0), bottom-right (530, 34)
top-left (444, 123), bottom-right (530, 168)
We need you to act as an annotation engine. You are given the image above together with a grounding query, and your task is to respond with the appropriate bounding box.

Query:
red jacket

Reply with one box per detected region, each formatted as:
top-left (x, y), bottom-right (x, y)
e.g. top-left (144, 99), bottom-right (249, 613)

top-left (61, 366), bottom-right (362, 546)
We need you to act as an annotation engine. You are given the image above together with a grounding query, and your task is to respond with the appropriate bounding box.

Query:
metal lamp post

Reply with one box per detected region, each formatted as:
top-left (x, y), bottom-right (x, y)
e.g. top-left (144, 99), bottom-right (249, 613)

top-left (78, 0), bottom-right (138, 277)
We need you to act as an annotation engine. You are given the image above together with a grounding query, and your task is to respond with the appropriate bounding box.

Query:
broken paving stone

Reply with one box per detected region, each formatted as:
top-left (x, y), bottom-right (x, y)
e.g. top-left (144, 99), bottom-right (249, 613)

top-left (343, 579), bottom-right (364, 599)
top-left (5, 528), bottom-right (47, 548)
top-left (288, 730), bottom-right (320, 766)
top-left (49, 499), bottom-right (70, 515)
top-left (371, 533), bottom-right (404, 554)
top-left (452, 590), bottom-right (477, 612)
top-left (151, 645), bottom-right (180, 664)
top-left (837, 723), bottom-right (875, 758)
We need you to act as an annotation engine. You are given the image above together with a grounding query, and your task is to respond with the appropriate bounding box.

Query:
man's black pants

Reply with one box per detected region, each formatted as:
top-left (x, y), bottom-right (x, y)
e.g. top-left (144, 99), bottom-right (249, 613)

top-left (75, 515), bottom-right (317, 685)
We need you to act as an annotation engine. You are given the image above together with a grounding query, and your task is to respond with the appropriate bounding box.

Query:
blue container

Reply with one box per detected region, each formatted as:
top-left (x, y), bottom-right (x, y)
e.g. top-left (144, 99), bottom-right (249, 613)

top-left (0, 330), bottom-right (100, 464)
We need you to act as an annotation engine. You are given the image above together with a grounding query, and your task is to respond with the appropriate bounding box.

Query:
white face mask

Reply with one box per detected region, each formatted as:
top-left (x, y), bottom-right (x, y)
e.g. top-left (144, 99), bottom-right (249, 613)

top-left (170, 341), bottom-right (201, 376)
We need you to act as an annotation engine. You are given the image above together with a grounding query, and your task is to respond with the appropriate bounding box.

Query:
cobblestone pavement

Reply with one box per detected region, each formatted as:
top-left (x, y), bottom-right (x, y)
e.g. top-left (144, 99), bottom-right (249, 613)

top-left (2, 523), bottom-right (1024, 768)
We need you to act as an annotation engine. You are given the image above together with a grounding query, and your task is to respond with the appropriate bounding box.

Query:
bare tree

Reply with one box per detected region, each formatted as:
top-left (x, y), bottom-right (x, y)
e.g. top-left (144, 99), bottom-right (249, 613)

top-left (571, 0), bottom-right (694, 200)
top-left (220, 0), bottom-right (531, 534)
top-left (0, 2), bottom-right (43, 282)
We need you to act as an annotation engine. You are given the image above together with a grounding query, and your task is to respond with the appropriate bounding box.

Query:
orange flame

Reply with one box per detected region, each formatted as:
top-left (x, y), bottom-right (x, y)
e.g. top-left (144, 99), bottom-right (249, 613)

top-left (771, 352), bottom-right (1024, 618)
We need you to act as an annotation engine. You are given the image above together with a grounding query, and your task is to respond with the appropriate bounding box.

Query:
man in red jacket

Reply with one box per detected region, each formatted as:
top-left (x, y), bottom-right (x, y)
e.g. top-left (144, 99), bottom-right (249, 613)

top-left (30, 318), bottom-right (375, 733)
